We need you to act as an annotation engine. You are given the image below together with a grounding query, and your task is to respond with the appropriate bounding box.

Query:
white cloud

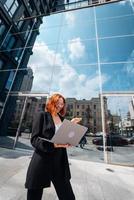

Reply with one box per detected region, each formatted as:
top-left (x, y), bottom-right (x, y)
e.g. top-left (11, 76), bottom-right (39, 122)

top-left (28, 41), bottom-right (108, 99)
top-left (123, 50), bottom-right (134, 74)
top-left (119, 0), bottom-right (127, 5)
top-left (107, 96), bottom-right (131, 118)
top-left (65, 12), bottom-right (75, 27)
top-left (119, 0), bottom-right (134, 11)
top-left (28, 41), bottom-right (60, 92)
top-left (125, 63), bottom-right (134, 74)
top-left (68, 38), bottom-right (85, 60)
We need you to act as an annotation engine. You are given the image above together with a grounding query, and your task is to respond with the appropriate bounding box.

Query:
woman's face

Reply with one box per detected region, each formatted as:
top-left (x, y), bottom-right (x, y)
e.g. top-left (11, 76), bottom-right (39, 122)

top-left (56, 97), bottom-right (64, 113)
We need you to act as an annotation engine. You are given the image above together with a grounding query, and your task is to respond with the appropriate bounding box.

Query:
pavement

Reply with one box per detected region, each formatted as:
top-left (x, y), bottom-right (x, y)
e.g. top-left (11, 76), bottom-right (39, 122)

top-left (0, 147), bottom-right (134, 200)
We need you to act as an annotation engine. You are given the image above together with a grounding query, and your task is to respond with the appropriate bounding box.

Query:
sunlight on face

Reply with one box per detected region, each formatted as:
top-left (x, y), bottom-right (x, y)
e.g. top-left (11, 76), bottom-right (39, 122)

top-left (56, 97), bottom-right (64, 112)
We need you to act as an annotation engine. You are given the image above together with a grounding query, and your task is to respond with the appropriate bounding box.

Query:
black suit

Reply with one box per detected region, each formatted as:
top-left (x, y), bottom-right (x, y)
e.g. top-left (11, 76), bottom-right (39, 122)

top-left (25, 112), bottom-right (75, 200)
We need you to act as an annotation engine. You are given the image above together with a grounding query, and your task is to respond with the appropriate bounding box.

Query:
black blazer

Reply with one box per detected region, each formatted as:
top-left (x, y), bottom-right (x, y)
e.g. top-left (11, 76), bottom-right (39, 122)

top-left (25, 112), bottom-right (71, 189)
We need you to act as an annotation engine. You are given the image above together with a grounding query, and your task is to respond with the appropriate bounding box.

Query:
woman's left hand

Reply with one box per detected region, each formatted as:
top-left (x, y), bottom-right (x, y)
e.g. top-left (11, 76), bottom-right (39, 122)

top-left (71, 117), bottom-right (82, 124)
top-left (54, 143), bottom-right (71, 148)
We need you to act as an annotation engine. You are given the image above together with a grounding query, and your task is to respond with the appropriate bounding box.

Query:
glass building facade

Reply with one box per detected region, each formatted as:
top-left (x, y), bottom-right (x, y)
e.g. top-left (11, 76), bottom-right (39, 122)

top-left (0, 0), bottom-right (58, 147)
top-left (0, 0), bottom-right (134, 166)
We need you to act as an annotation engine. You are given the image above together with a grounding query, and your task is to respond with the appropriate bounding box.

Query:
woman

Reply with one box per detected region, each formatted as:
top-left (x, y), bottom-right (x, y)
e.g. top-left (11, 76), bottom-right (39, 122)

top-left (25, 93), bottom-right (81, 200)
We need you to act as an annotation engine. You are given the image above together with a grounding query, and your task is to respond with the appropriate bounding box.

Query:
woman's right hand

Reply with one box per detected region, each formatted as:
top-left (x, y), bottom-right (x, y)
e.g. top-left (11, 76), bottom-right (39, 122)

top-left (54, 143), bottom-right (71, 148)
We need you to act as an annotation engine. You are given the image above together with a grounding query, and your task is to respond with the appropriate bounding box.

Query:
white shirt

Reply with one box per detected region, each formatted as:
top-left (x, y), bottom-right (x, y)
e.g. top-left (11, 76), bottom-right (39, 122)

top-left (55, 123), bottom-right (62, 133)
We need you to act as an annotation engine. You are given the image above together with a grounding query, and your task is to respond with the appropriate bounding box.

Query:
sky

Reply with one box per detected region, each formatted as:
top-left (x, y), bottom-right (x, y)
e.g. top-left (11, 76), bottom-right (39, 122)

top-left (107, 96), bottom-right (132, 117)
top-left (28, 0), bottom-right (134, 115)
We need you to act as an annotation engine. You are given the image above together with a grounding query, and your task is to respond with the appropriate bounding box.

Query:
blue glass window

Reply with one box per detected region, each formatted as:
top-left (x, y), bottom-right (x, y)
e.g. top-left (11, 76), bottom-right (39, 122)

top-left (4, 0), bottom-right (19, 17)
top-left (4, 0), bottom-right (13, 9)
top-left (10, 0), bottom-right (19, 16)
top-left (15, 49), bottom-right (22, 61)
top-left (0, 19), bottom-right (6, 37)
top-left (2, 33), bottom-right (15, 50)
top-left (7, 36), bottom-right (15, 50)
top-left (2, 33), bottom-right (11, 48)
top-left (24, 25), bottom-right (31, 39)
top-left (17, 14), bottom-right (24, 29)
top-left (0, 60), bottom-right (4, 70)
top-left (5, 71), bottom-right (15, 90)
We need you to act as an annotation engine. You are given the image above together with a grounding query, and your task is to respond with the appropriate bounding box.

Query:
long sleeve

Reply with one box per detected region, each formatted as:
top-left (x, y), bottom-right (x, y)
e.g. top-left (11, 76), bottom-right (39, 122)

top-left (31, 112), bottom-right (55, 153)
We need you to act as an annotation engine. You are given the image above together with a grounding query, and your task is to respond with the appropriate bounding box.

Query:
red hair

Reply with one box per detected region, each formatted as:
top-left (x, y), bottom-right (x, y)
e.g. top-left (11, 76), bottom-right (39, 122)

top-left (45, 93), bottom-right (66, 116)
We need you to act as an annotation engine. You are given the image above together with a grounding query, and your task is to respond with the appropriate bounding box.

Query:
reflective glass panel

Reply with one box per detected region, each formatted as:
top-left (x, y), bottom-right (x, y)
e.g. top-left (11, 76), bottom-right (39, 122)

top-left (50, 65), bottom-right (100, 99)
top-left (103, 95), bottom-right (134, 166)
top-left (0, 94), bottom-right (22, 148)
top-left (99, 36), bottom-right (134, 62)
top-left (16, 95), bottom-right (47, 150)
top-left (97, 15), bottom-right (134, 37)
top-left (101, 63), bottom-right (134, 92)
top-left (96, 0), bottom-right (134, 19)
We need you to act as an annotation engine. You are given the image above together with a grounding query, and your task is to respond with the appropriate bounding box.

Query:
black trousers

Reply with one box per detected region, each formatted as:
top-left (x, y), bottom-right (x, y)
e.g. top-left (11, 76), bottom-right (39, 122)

top-left (27, 178), bottom-right (75, 200)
